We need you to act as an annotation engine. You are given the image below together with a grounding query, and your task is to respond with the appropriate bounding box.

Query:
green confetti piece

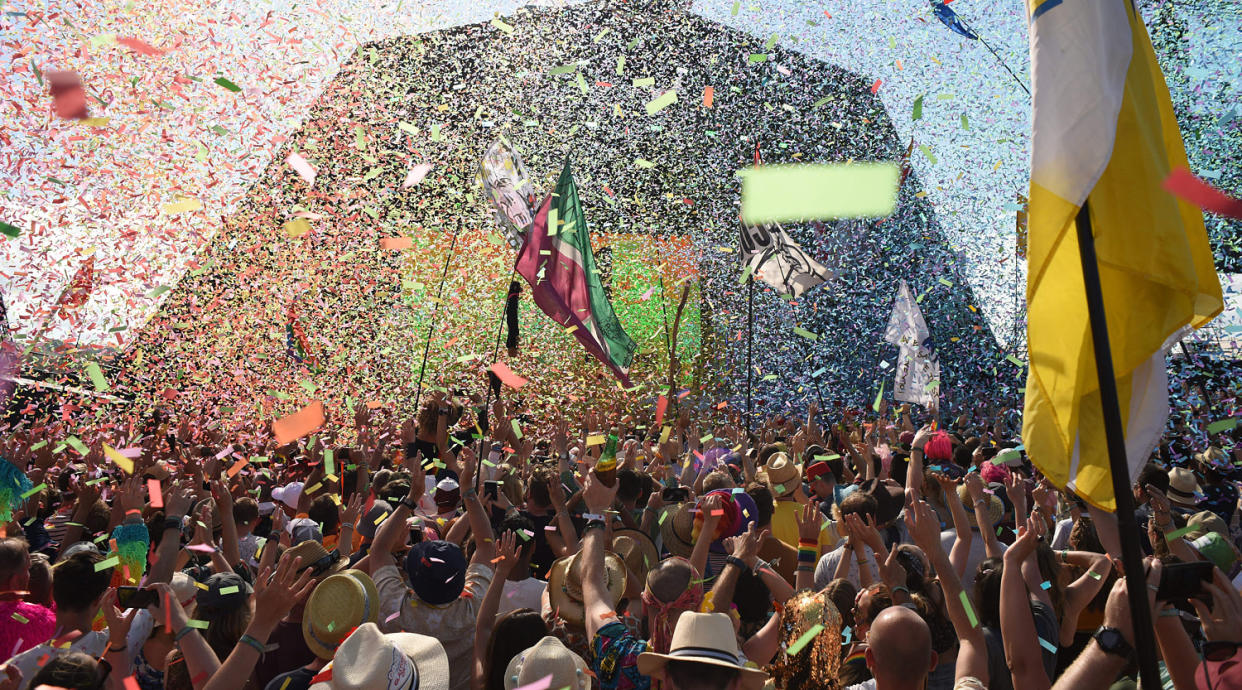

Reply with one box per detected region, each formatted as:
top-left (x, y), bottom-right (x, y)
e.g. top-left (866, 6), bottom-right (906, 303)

top-left (65, 436), bottom-right (90, 455)
top-left (645, 90), bottom-right (678, 115)
top-left (873, 381), bottom-right (885, 412)
top-left (786, 623), bottom-right (825, 656)
top-left (699, 434), bottom-right (713, 443)
top-left (1165, 526), bottom-right (1193, 542)
top-left (960, 114), bottom-right (970, 130)
top-left (431, 124), bottom-right (441, 141)
top-left (792, 327), bottom-right (818, 341)
top-left (213, 77), bottom-right (241, 92)
top-left (184, 619), bottom-right (209, 629)
top-left (397, 122), bottom-right (419, 136)
top-left (324, 449), bottom-right (335, 476)
top-left (731, 0), bottom-right (739, 15)
top-left (912, 94), bottom-right (924, 121)
top-left (764, 33), bottom-right (779, 50)
top-left (511, 419), bottom-right (523, 440)
top-left (635, 159), bottom-right (654, 169)
top-left (1208, 418), bottom-right (1238, 435)
top-left (95, 556), bottom-right (120, 572)
top-left (1005, 355), bottom-right (1025, 367)
top-left (811, 96), bottom-right (832, 108)
top-left (738, 264), bottom-right (755, 285)
top-left (616, 55), bottom-right (625, 75)
top-left (959, 591), bottom-right (978, 628)
top-left (147, 285), bottom-right (169, 298)
top-left (21, 483), bottom-right (46, 500)
top-left (739, 163), bottom-right (899, 224)
top-left (1088, 571), bottom-right (1103, 580)
top-left (11, 612), bottom-right (28, 624)
top-left (919, 145), bottom-right (937, 164)
top-left (937, 277), bottom-right (953, 287)
top-left (85, 362), bottom-right (108, 392)
top-left (632, 76), bottom-right (654, 87)
top-left (218, 585), bottom-right (239, 595)
top-left (490, 18), bottom-right (513, 33)
top-left (748, 53), bottom-right (769, 63)
top-left (549, 63), bottom-right (578, 75)
top-left (658, 510), bottom-right (668, 525)
top-left (0, 222), bottom-right (20, 238)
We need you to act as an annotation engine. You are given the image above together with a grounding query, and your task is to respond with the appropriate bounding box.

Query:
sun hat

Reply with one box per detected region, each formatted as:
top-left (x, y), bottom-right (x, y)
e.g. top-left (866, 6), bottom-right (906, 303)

top-left (636, 612), bottom-right (768, 690)
top-left (660, 502), bottom-right (697, 558)
top-left (503, 636), bottom-right (590, 690)
top-left (765, 453), bottom-right (801, 498)
top-left (404, 540), bottom-right (467, 605)
top-left (1166, 467), bottom-right (1202, 508)
top-left (303, 569), bottom-right (380, 660)
top-left (1194, 446), bottom-right (1229, 468)
top-left (286, 539), bottom-right (349, 577)
top-left (956, 484), bottom-right (1004, 529)
top-left (546, 549), bottom-right (626, 628)
top-left (309, 622), bottom-right (449, 690)
top-left (358, 500), bottom-right (393, 540)
top-left (612, 528), bottom-right (659, 593)
top-left (994, 448), bottom-right (1023, 468)
top-left (170, 572), bottom-right (199, 610)
top-left (197, 572), bottom-right (253, 609)
top-left (1185, 511), bottom-right (1230, 541)
top-left (272, 482), bottom-right (305, 509)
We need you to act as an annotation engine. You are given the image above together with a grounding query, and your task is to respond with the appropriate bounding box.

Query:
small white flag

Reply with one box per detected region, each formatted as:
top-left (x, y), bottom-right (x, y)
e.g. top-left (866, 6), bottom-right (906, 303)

top-left (885, 281), bottom-right (939, 407)
top-left (739, 223), bottom-right (833, 298)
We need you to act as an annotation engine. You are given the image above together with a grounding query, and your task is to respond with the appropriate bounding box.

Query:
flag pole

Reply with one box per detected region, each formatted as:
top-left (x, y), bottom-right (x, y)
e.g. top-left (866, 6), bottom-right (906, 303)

top-left (1073, 200), bottom-right (1161, 690)
top-left (413, 220), bottom-right (460, 413)
top-left (746, 275), bottom-right (754, 438)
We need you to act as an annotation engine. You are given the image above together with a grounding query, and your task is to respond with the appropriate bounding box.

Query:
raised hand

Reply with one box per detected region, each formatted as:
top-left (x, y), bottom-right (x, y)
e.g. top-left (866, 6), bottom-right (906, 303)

top-left (582, 469), bottom-right (618, 516)
top-left (101, 588), bottom-right (141, 648)
top-left (796, 501), bottom-right (822, 544)
top-left (341, 492), bottom-right (363, 527)
top-left (251, 553), bottom-right (315, 635)
top-left (905, 497), bottom-right (943, 554)
top-left (1190, 567), bottom-right (1242, 642)
top-left (1005, 513), bottom-right (1046, 562)
top-left (493, 531), bottom-right (521, 577)
top-left (725, 522), bottom-right (769, 569)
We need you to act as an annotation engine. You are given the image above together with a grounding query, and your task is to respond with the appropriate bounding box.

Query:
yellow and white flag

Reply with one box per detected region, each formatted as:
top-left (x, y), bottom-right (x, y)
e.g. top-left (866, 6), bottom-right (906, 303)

top-left (1022, 0), bottom-right (1222, 510)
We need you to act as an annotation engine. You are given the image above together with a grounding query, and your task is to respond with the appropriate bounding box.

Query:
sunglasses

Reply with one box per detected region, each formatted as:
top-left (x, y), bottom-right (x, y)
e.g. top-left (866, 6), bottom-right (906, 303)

top-left (1204, 640), bottom-right (1242, 663)
top-left (300, 549), bottom-right (341, 576)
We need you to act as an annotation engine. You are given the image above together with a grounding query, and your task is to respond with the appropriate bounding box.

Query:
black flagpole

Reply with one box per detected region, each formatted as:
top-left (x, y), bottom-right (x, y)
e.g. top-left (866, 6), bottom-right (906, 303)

top-left (746, 275), bottom-right (754, 438)
top-left (413, 220), bottom-right (460, 412)
top-left (1074, 200), bottom-right (1160, 690)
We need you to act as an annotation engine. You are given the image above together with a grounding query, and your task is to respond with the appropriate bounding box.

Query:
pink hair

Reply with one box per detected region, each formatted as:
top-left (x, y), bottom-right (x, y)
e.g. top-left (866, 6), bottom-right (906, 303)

top-left (980, 461), bottom-right (1011, 485)
top-left (923, 431), bottom-right (953, 461)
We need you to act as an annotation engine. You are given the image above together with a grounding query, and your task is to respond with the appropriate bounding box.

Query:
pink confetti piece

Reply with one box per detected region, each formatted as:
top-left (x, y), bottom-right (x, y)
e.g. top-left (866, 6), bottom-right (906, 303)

top-left (513, 674), bottom-right (553, 690)
top-left (116, 37), bottom-right (166, 56)
top-left (402, 163), bottom-right (433, 189)
top-left (386, 611), bottom-right (401, 623)
top-left (286, 153), bottom-right (317, 186)
top-left (148, 479), bottom-right (163, 508)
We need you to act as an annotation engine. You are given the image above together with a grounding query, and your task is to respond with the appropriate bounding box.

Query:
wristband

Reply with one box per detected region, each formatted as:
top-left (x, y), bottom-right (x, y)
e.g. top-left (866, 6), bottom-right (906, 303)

top-left (583, 519), bottom-right (607, 534)
top-left (238, 634), bottom-right (268, 654)
top-left (582, 513), bottom-right (605, 521)
top-left (796, 564), bottom-right (815, 573)
top-left (891, 585), bottom-right (910, 596)
top-left (175, 625), bottom-right (197, 643)
top-left (1158, 608), bottom-right (1181, 618)
top-left (798, 539), bottom-right (818, 548)
top-left (752, 558), bottom-right (770, 574)
top-left (462, 486), bottom-right (478, 500)
top-left (798, 548), bottom-right (818, 564)
top-left (398, 497), bottom-right (417, 511)
top-left (165, 516), bottom-right (185, 532)
top-left (126, 509), bottom-right (142, 516)
top-left (724, 555), bottom-right (747, 571)
top-left (341, 523), bottom-right (355, 531)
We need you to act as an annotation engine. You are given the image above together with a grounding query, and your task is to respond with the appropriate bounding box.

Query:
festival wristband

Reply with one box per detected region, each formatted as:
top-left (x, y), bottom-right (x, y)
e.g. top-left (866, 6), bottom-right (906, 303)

top-left (238, 634), bottom-right (267, 654)
top-left (175, 625), bottom-right (197, 642)
top-left (724, 555), bottom-right (747, 571)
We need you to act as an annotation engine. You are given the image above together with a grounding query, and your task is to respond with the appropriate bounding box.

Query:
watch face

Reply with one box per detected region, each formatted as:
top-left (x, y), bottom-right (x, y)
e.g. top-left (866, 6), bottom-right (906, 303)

top-left (1098, 629), bottom-right (1120, 647)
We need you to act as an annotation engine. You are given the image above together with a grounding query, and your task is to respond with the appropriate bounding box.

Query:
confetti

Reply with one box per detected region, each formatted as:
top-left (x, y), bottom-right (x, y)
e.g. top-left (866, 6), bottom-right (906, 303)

top-left (739, 164), bottom-right (900, 224)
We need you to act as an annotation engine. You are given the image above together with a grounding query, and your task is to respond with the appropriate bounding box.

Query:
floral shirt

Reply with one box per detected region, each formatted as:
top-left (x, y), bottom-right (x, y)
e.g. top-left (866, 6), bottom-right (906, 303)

top-left (590, 621), bottom-right (651, 690)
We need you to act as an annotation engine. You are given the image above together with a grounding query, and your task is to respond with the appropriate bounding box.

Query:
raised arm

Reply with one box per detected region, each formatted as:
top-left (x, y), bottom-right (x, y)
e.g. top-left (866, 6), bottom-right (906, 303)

top-left (457, 448), bottom-right (497, 565)
top-left (907, 497), bottom-right (987, 687)
top-left (580, 471), bottom-right (620, 640)
top-left (1052, 562), bottom-right (1162, 690)
top-left (368, 454), bottom-right (426, 573)
top-left (906, 425), bottom-right (933, 500)
top-left (211, 479), bottom-right (241, 569)
top-left (689, 494), bottom-right (723, 579)
top-left (472, 532), bottom-right (520, 690)
top-left (1000, 514), bottom-right (1051, 690)
top-left (965, 472), bottom-right (1004, 559)
top-left (148, 480), bottom-right (195, 585)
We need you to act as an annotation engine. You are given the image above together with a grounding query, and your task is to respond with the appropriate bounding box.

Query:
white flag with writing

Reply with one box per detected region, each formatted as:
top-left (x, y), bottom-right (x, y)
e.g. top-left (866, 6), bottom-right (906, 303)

top-left (739, 223), bottom-right (833, 298)
top-left (885, 280), bottom-right (940, 407)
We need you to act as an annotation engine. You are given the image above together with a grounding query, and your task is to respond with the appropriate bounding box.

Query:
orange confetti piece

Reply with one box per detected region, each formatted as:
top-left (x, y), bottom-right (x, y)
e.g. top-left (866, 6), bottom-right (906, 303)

top-left (272, 401), bottom-right (325, 445)
top-left (380, 236), bottom-right (412, 250)
top-left (489, 362), bottom-right (528, 388)
top-left (702, 86), bottom-right (714, 108)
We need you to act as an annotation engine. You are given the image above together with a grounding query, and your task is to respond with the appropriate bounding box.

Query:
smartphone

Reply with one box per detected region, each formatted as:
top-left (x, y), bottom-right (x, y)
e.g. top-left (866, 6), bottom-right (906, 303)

top-left (1156, 561), bottom-right (1214, 606)
top-left (116, 586), bottom-right (159, 610)
top-left (484, 480), bottom-right (501, 501)
top-left (662, 487), bottom-right (690, 503)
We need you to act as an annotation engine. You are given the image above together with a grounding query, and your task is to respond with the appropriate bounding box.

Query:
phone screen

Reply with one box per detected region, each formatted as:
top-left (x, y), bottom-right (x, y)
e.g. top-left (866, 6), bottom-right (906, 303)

top-left (117, 586), bottom-right (159, 610)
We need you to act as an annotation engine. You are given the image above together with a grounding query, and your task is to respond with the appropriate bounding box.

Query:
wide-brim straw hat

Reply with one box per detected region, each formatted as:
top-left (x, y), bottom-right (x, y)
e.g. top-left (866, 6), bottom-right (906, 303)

top-left (1167, 467), bottom-right (1202, 508)
top-left (637, 612), bottom-right (768, 690)
top-left (309, 622), bottom-right (449, 690)
top-left (303, 569), bottom-right (380, 660)
top-left (660, 503), bottom-right (697, 559)
top-left (956, 484), bottom-right (1004, 528)
top-left (765, 453), bottom-right (801, 497)
top-left (612, 528), bottom-right (659, 593)
top-left (503, 636), bottom-right (590, 690)
top-left (546, 549), bottom-right (626, 628)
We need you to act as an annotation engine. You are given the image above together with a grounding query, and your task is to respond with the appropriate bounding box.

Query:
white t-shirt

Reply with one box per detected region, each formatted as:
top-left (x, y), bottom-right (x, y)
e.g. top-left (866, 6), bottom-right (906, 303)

top-left (10, 630), bottom-right (108, 690)
top-left (498, 577), bottom-right (548, 618)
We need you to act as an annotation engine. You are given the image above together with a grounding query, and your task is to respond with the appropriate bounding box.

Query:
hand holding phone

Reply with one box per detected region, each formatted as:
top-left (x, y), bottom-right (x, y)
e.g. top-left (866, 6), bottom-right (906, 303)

top-left (116, 586), bottom-right (159, 610)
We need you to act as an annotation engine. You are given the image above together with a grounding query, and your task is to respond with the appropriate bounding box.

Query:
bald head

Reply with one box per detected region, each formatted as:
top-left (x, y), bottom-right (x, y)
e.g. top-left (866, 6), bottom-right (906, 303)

top-left (866, 607), bottom-right (935, 686)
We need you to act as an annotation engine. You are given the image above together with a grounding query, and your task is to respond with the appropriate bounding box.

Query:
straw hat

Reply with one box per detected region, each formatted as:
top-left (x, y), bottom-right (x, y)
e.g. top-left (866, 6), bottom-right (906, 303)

top-left (546, 550), bottom-right (626, 628)
top-left (1194, 446), bottom-right (1229, 468)
top-left (612, 528), bottom-right (659, 593)
top-left (956, 484), bottom-right (1003, 528)
top-left (636, 612), bottom-right (768, 690)
top-left (660, 503), bottom-right (697, 558)
top-left (1185, 511), bottom-right (1230, 542)
top-left (503, 636), bottom-right (590, 690)
top-left (303, 570), bottom-right (380, 660)
top-left (1166, 467), bottom-right (1202, 508)
top-left (285, 539), bottom-right (349, 577)
top-left (765, 454), bottom-right (801, 498)
top-left (309, 622), bottom-right (449, 690)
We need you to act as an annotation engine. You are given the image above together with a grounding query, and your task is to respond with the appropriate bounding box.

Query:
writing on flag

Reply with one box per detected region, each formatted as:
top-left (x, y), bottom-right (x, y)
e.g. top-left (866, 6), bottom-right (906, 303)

top-left (885, 280), bottom-right (940, 407)
top-left (479, 138), bottom-right (537, 249)
top-left (739, 223), bottom-right (833, 298)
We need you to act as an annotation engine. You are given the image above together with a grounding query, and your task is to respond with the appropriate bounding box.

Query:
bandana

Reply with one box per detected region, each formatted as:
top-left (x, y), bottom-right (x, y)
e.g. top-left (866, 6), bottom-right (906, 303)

top-left (640, 557), bottom-right (704, 655)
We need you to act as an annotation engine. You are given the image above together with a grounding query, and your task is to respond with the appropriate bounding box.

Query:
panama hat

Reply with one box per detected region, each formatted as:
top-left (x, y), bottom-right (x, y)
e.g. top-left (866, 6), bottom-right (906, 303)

top-left (503, 636), bottom-right (590, 690)
top-left (546, 549), bottom-right (626, 628)
top-left (660, 502), bottom-right (697, 558)
top-left (637, 612), bottom-right (768, 690)
top-left (303, 569), bottom-right (380, 660)
top-left (286, 539), bottom-right (349, 577)
top-left (765, 453), bottom-right (801, 498)
top-left (1166, 467), bottom-right (1202, 508)
top-left (612, 528), bottom-right (659, 593)
top-left (309, 622), bottom-right (449, 690)
top-left (1194, 446), bottom-right (1229, 468)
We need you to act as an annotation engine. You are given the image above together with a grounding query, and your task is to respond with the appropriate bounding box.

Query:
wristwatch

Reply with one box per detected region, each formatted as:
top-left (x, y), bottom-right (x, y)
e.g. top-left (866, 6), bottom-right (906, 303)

top-left (1092, 626), bottom-right (1133, 658)
top-left (398, 497), bottom-right (417, 511)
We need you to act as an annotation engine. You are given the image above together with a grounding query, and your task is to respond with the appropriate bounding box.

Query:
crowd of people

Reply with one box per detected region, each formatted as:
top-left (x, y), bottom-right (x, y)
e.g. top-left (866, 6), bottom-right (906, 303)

top-left (0, 392), bottom-right (1240, 690)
